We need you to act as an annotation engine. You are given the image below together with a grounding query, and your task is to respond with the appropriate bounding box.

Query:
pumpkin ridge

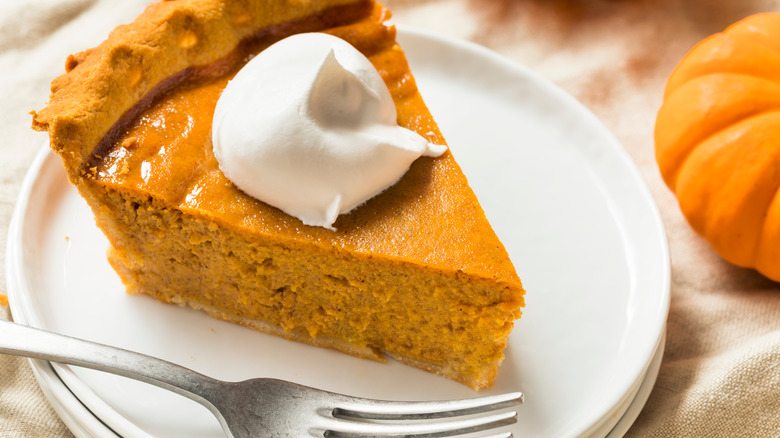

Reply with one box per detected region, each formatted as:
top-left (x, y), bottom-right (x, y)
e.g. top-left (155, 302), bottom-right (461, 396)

top-left (664, 32), bottom-right (780, 98)
top-left (671, 107), bottom-right (780, 191)
top-left (656, 73), bottom-right (780, 192)
top-left (746, 173), bottom-right (780, 272)
top-left (678, 112), bottom-right (780, 267)
top-left (755, 189), bottom-right (780, 281)
top-left (725, 13), bottom-right (780, 60)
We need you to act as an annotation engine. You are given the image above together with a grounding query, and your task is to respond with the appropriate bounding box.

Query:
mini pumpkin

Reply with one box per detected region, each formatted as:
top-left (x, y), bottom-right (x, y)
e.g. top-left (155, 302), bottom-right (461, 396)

top-left (656, 12), bottom-right (780, 281)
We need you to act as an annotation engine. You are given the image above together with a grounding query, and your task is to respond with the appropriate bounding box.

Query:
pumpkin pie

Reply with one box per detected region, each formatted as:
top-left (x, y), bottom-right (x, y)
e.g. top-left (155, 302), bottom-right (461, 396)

top-left (31, 0), bottom-right (525, 390)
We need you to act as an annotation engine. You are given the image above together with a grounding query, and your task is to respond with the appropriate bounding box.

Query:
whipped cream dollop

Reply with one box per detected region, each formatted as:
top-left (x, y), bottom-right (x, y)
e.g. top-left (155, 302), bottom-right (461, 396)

top-left (212, 33), bottom-right (446, 230)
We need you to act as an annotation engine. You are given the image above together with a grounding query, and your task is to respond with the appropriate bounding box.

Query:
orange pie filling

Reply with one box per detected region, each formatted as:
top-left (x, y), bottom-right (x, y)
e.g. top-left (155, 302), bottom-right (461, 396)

top-left (46, 1), bottom-right (524, 390)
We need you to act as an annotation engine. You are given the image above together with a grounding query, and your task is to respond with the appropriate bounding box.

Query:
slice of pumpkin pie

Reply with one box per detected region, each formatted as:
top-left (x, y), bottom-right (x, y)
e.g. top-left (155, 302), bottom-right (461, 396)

top-left (31, 0), bottom-right (525, 390)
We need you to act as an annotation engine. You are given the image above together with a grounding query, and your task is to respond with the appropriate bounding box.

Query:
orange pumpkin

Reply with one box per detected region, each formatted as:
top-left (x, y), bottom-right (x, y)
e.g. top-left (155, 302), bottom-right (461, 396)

top-left (656, 12), bottom-right (780, 281)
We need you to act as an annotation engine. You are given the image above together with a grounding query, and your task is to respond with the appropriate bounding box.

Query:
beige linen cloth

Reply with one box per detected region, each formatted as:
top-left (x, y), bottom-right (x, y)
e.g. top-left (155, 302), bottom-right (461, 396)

top-left (1, 0), bottom-right (779, 436)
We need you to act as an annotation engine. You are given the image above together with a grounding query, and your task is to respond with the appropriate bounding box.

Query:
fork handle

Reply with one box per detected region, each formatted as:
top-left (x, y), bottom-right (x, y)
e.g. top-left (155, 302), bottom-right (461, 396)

top-left (0, 319), bottom-right (220, 408)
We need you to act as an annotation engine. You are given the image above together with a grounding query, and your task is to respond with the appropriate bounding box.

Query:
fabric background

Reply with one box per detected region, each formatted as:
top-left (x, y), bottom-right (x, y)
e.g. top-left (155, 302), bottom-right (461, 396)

top-left (1, 0), bottom-right (779, 436)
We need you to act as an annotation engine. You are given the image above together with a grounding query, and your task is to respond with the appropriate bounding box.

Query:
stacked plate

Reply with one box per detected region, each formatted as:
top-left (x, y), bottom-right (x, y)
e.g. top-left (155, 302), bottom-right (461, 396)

top-left (7, 29), bottom-right (669, 437)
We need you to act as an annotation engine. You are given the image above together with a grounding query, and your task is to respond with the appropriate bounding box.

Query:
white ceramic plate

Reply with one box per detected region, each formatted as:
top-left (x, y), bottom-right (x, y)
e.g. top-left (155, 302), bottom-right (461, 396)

top-left (7, 28), bottom-right (669, 437)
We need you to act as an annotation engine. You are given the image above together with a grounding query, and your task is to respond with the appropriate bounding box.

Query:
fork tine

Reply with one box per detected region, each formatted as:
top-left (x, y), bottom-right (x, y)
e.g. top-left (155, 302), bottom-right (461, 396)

top-left (321, 409), bottom-right (518, 437)
top-left (479, 433), bottom-right (512, 438)
top-left (333, 392), bottom-right (523, 420)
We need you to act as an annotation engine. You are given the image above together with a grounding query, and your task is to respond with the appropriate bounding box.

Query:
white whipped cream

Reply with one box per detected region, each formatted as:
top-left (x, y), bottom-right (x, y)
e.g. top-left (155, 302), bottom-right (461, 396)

top-left (212, 33), bottom-right (446, 230)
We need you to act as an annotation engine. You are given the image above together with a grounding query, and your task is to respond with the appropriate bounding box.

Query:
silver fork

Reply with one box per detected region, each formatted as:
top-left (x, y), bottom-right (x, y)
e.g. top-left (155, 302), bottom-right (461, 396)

top-left (0, 320), bottom-right (523, 437)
